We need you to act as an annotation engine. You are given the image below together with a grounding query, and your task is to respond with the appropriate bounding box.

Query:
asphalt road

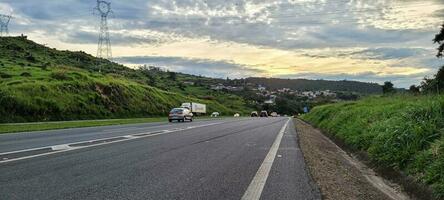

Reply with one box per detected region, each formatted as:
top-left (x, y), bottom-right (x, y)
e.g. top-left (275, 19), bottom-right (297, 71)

top-left (0, 118), bottom-right (320, 200)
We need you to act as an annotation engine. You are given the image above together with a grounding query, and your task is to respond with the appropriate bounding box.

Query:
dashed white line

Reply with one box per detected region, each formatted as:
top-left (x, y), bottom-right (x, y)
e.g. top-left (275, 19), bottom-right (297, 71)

top-left (51, 144), bottom-right (71, 151)
top-left (241, 118), bottom-right (290, 200)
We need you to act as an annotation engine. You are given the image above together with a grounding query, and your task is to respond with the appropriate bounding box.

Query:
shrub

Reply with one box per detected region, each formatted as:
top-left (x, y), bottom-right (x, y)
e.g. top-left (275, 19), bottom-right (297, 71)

top-left (0, 72), bottom-right (12, 78)
top-left (50, 71), bottom-right (72, 81)
top-left (20, 72), bottom-right (32, 77)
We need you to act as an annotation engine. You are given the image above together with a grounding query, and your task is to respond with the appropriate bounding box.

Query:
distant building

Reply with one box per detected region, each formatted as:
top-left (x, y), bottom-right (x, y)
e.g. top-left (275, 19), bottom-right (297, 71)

top-left (277, 88), bottom-right (291, 93)
top-left (183, 81), bottom-right (195, 85)
top-left (226, 86), bottom-right (244, 91)
top-left (258, 85), bottom-right (266, 91)
top-left (210, 84), bottom-right (244, 91)
top-left (264, 99), bottom-right (275, 104)
top-left (321, 90), bottom-right (336, 97)
top-left (211, 83), bottom-right (225, 90)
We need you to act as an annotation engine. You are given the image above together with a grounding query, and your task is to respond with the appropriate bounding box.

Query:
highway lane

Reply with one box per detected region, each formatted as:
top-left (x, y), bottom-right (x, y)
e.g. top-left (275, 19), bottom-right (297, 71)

top-left (0, 118), bottom-right (240, 153)
top-left (0, 118), bottom-right (320, 200)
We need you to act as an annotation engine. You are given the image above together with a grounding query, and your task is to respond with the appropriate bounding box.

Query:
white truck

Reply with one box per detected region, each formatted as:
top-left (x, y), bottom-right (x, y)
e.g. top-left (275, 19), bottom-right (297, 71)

top-left (181, 102), bottom-right (206, 114)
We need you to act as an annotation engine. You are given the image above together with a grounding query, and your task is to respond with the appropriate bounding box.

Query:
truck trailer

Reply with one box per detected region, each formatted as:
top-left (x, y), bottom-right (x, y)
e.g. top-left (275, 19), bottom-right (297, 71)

top-left (181, 102), bottom-right (206, 114)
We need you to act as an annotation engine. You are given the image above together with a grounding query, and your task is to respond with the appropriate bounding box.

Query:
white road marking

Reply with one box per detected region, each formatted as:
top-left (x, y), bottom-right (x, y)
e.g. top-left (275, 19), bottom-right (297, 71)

top-left (0, 122), bottom-right (222, 164)
top-left (123, 135), bottom-right (139, 139)
top-left (51, 144), bottom-right (71, 151)
top-left (241, 118), bottom-right (290, 200)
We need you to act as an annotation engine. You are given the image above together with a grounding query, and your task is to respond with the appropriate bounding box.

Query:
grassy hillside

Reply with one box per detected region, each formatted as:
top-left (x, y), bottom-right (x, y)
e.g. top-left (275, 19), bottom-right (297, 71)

top-left (246, 77), bottom-right (382, 94)
top-left (302, 95), bottom-right (444, 199)
top-left (0, 36), bottom-right (250, 122)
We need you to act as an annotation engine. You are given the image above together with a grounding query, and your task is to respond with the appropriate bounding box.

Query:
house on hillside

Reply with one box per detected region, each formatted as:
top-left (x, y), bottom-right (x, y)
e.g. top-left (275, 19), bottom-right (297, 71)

top-left (183, 81), bottom-right (195, 85)
top-left (258, 85), bottom-right (267, 91)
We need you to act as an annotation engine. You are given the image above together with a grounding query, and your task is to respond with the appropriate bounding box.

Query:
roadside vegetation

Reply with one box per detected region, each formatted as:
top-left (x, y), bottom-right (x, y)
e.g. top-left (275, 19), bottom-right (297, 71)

top-left (303, 24), bottom-right (444, 199)
top-left (302, 95), bottom-right (444, 198)
top-left (0, 117), bottom-right (167, 134)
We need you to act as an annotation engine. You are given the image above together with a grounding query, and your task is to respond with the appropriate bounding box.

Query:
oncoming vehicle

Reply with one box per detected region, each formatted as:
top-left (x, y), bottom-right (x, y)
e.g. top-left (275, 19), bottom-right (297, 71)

top-left (169, 108), bottom-right (193, 122)
top-left (211, 112), bottom-right (220, 117)
top-left (270, 112), bottom-right (278, 117)
top-left (251, 111), bottom-right (258, 117)
top-left (260, 111), bottom-right (268, 117)
top-left (234, 113), bottom-right (240, 117)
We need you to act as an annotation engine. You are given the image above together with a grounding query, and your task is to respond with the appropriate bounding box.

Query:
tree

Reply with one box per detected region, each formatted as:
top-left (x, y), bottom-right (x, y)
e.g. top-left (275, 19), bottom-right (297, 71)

top-left (168, 71), bottom-right (177, 81)
top-left (420, 24), bottom-right (444, 93)
top-left (434, 23), bottom-right (444, 57)
top-left (177, 82), bottom-right (186, 91)
top-left (382, 81), bottom-right (395, 94)
top-left (139, 65), bottom-right (157, 86)
top-left (409, 85), bottom-right (420, 94)
top-left (420, 66), bottom-right (444, 94)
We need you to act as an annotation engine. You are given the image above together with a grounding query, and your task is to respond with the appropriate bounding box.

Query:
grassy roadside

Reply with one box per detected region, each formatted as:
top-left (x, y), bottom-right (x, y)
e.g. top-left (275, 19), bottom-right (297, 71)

top-left (0, 117), bottom-right (168, 134)
top-left (302, 95), bottom-right (444, 199)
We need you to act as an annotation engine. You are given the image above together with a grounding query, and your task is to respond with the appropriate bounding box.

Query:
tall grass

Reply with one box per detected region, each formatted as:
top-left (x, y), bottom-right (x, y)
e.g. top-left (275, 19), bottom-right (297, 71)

top-left (302, 95), bottom-right (444, 199)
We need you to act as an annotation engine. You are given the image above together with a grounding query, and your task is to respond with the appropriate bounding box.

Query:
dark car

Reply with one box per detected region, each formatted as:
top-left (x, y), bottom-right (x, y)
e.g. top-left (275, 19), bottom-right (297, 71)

top-left (260, 111), bottom-right (268, 117)
top-left (251, 111), bottom-right (258, 117)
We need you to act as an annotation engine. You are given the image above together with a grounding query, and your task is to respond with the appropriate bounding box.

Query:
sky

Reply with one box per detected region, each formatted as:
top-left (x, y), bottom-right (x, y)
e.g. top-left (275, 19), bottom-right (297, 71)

top-left (1, 0), bottom-right (444, 88)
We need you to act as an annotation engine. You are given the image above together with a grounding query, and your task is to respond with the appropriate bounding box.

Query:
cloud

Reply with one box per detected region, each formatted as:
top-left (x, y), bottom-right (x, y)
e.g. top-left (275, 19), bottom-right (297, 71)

top-left (1, 0), bottom-right (443, 88)
top-left (115, 56), bottom-right (266, 78)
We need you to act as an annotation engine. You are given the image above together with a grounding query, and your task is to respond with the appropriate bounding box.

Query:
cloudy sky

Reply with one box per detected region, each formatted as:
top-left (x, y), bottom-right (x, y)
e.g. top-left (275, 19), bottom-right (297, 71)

top-left (1, 0), bottom-right (444, 87)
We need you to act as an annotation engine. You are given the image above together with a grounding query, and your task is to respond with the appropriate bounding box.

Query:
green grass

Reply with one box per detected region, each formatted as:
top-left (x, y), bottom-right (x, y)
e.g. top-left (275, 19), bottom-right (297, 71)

top-left (0, 117), bottom-right (168, 134)
top-left (0, 65), bottom-right (248, 122)
top-left (302, 95), bottom-right (444, 199)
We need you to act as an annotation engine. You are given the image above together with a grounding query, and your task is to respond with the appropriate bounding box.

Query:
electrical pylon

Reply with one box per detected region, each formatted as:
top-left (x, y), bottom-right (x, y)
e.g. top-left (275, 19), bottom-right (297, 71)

top-left (94, 0), bottom-right (112, 61)
top-left (0, 14), bottom-right (12, 37)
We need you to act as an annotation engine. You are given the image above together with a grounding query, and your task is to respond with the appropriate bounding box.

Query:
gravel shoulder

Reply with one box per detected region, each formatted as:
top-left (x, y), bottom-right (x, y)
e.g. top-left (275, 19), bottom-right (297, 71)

top-left (294, 118), bottom-right (409, 200)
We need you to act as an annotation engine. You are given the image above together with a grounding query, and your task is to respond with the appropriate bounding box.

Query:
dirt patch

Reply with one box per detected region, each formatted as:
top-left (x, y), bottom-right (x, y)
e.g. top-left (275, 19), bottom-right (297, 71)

top-left (295, 118), bottom-right (410, 200)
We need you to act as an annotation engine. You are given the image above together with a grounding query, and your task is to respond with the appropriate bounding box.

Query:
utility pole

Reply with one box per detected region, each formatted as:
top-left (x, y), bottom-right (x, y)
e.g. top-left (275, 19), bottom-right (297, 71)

top-left (94, 0), bottom-right (113, 72)
top-left (95, 0), bottom-right (113, 60)
top-left (0, 14), bottom-right (12, 37)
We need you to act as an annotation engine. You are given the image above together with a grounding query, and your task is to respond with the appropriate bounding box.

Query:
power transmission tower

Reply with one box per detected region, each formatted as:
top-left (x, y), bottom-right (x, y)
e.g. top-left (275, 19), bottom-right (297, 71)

top-left (0, 14), bottom-right (12, 37)
top-left (94, 0), bottom-right (113, 61)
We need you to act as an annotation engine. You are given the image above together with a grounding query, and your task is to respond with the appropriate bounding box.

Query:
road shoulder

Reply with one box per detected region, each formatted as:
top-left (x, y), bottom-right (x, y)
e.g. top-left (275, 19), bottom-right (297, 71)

top-left (260, 119), bottom-right (321, 200)
top-left (294, 118), bottom-right (408, 200)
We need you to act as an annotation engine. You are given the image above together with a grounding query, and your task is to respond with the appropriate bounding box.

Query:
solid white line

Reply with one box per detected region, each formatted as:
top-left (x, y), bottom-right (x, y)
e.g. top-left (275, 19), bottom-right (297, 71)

top-left (0, 122), bottom-right (222, 164)
top-left (241, 118), bottom-right (290, 200)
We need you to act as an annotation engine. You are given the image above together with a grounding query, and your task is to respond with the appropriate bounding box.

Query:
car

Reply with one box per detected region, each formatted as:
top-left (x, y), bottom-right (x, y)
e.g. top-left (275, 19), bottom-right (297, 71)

top-left (260, 110), bottom-right (268, 117)
top-left (168, 108), bottom-right (193, 122)
top-left (251, 111), bottom-right (258, 117)
top-left (234, 113), bottom-right (240, 117)
top-left (211, 112), bottom-right (220, 117)
top-left (270, 112), bottom-right (278, 117)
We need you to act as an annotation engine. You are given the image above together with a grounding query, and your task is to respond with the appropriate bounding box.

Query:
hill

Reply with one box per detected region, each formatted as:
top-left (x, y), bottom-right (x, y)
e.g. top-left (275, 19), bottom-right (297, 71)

top-left (246, 77), bottom-right (382, 94)
top-left (0, 36), bottom-right (250, 123)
